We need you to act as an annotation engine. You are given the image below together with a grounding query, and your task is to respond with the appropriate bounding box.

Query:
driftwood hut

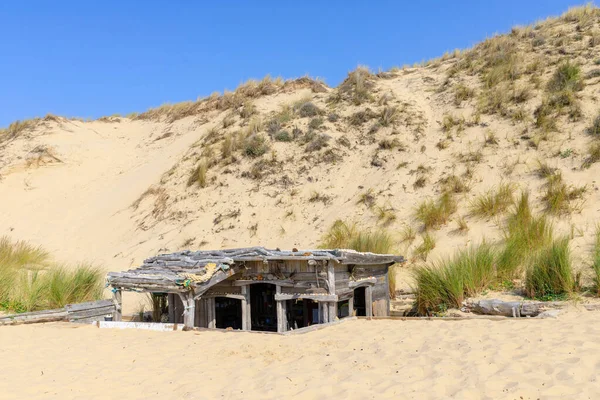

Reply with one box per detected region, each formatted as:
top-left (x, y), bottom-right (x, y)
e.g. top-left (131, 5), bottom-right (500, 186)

top-left (106, 247), bottom-right (404, 332)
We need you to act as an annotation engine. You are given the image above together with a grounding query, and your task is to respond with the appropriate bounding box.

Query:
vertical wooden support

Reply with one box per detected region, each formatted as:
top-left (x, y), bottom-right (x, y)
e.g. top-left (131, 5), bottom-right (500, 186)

top-left (167, 293), bottom-right (175, 323)
top-left (194, 299), bottom-right (201, 327)
top-left (112, 288), bottom-right (122, 322)
top-left (326, 261), bottom-right (336, 322)
top-left (385, 267), bottom-right (391, 316)
top-left (365, 286), bottom-right (373, 318)
top-left (207, 297), bottom-right (216, 329)
top-left (320, 302), bottom-right (329, 323)
top-left (180, 293), bottom-right (195, 330)
top-left (348, 295), bottom-right (354, 317)
top-left (241, 286), bottom-right (249, 331)
top-left (276, 285), bottom-right (287, 333)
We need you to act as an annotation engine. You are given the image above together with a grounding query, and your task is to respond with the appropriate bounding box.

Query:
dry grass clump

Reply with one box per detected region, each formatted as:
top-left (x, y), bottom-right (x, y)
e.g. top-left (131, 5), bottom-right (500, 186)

top-left (441, 113), bottom-right (465, 133)
top-left (0, 118), bottom-right (39, 144)
top-left (546, 61), bottom-right (584, 93)
top-left (333, 66), bottom-right (375, 105)
top-left (583, 142), bottom-right (600, 168)
top-left (415, 192), bottom-right (457, 230)
top-left (319, 220), bottom-right (394, 254)
top-left (470, 183), bottom-right (515, 218)
top-left (587, 112), bottom-right (600, 136)
top-left (524, 237), bottom-right (575, 300)
top-left (542, 172), bottom-right (586, 214)
top-left (0, 237), bottom-right (103, 313)
top-left (412, 243), bottom-right (495, 314)
top-left (453, 84), bottom-right (475, 106)
top-left (413, 233), bottom-right (436, 261)
top-left (348, 108), bottom-right (377, 126)
top-left (375, 204), bottom-right (397, 226)
top-left (187, 160), bottom-right (209, 188)
top-left (379, 106), bottom-right (398, 127)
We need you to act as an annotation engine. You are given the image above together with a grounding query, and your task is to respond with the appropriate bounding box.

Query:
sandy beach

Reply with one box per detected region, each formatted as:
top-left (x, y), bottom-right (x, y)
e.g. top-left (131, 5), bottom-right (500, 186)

top-left (1, 311), bottom-right (598, 400)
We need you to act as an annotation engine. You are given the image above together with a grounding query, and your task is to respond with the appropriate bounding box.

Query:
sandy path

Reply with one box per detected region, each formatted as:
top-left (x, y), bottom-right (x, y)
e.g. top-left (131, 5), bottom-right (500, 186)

top-left (1, 312), bottom-right (599, 399)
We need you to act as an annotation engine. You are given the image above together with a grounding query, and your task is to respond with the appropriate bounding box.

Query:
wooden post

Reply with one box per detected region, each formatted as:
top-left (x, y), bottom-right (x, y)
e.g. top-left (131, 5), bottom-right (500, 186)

top-left (167, 293), bottom-right (175, 323)
top-left (327, 261), bottom-right (336, 322)
top-left (112, 288), bottom-right (122, 322)
top-left (320, 302), bottom-right (329, 323)
top-left (241, 286), bottom-right (250, 331)
top-left (276, 285), bottom-right (287, 333)
top-left (180, 293), bottom-right (195, 330)
top-left (207, 297), bottom-right (215, 329)
top-left (365, 286), bottom-right (373, 318)
top-left (385, 268), bottom-right (391, 316)
top-left (348, 295), bottom-right (354, 317)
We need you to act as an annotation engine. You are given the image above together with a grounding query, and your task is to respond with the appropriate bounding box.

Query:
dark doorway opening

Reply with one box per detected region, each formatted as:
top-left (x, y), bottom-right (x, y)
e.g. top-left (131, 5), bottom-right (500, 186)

top-left (215, 297), bottom-right (242, 330)
top-left (353, 287), bottom-right (366, 316)
top-left (337, 300), bottom-right (350, 319)
top-left (286, 299), bottom-right (319, 329)
top-left (250, 283), bottom-right (277, 332)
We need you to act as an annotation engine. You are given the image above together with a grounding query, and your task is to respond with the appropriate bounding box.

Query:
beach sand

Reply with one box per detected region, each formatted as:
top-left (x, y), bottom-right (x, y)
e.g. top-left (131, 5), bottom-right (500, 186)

top-left (1, 311), bottom-right (599, 399)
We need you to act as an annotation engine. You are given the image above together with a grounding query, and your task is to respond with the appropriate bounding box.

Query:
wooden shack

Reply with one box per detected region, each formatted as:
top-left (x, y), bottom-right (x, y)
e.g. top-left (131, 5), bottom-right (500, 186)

top-left (106, 247), bottom-right (404, 332)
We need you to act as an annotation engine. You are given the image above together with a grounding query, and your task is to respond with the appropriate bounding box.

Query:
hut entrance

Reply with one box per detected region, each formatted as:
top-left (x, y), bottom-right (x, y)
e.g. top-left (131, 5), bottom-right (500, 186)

top-left (287, 299), bottom-right (319, 329)
top-left (353, 287), bottom-right (367, 316)
top-left (250, 283), bottom-right (277, 332)
top-left (215, 297), bottom-right (242, 330)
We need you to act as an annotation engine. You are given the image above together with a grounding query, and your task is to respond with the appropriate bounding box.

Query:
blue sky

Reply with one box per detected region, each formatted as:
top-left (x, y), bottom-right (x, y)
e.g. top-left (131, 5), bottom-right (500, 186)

top-left (0, 1), bottom-right (586, 126)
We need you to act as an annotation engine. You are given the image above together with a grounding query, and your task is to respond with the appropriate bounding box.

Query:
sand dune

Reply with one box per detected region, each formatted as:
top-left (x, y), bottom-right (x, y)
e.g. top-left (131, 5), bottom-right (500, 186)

top-left (1, 310), bottom-right (599, 399)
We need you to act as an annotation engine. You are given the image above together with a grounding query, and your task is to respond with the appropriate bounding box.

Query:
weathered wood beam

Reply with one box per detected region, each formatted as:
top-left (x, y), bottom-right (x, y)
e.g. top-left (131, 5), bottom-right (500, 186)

top-left (241, 286), bottom-right (249, 331)
top-left (232, 280), bottom-right (295, 287)
top-left (274, 293), bottom-right (338, 302)
top-left (348, 277), bottom-right (377, 288)
top-left (112, 289), bottom-right (122, 322)
top-left (192, 267), bottom-right (238, 299)
top-left (179, 293), bottom-right (195, 330)
top-left (365, 286), bottom-right (373, 317)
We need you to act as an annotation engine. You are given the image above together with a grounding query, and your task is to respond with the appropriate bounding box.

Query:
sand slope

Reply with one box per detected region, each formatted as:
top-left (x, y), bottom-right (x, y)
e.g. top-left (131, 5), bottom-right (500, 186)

top-left (1, 311), bottom-right (599, 399)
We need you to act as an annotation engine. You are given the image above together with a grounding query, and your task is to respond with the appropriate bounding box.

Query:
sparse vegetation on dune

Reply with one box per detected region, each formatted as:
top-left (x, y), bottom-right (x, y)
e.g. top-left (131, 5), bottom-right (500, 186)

top-left (470, 183), bottom-right (515, 218)
top-left (319, 220), bottom-right (394, 254)
top-left (0, 237), bottom-right (103, 313)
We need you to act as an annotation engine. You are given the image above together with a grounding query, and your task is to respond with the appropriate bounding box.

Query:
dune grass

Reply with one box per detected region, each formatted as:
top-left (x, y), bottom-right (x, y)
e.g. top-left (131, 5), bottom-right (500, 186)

top-left (319, 220), bottom-right (394, 254)
top-left (470, 183), bottom-right (515, 218)
top-left (412, 243), bottom-right (496, 315)
top-left (0, 236), bottom-right (104, 313)
top-left (524, 237), bottom-right (575, 300)
top-left (542, 172), bottom-right (586, 214)
top-left (496, 192), bottom-right (554, 279)
top-left (414, 192), bottom-right (457, 230)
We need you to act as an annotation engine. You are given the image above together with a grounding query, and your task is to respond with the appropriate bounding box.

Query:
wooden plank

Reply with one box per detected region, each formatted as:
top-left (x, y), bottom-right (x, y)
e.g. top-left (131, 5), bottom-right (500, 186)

top-left (201, 293), bottom-right (246, 301)
top-left (283, 317), bottom-right (357, 335)
top-left (192, 267), bottom-right (238, 299)
top-left (274, 293), bottom-right (338, 302)
top-left (327, 261), bottom-right (336, 295)
top-left (365, 286), bottom-right (373, 317)
top-left (69, 306), bottom-right (115, 320)
top-left (65, 299), bottom-right (114, 312)
top-left (232, 280), bottom-right (295, 287)
top-left (112, 289), bottom-right (122, 322)
top-left (0, 309), bottom-right (68, 325)
top-left (348, 295), bottom-right (354, 316)
top-left (348, 277), bottom-right (377, 288)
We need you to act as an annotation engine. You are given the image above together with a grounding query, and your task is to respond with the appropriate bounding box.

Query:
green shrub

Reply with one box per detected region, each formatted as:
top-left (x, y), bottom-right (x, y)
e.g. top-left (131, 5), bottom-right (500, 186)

top-left (295, 101), bottom-right (322, 118)
top-left (524, 238), bottom-right (574, 300)
top-left (274, 130), bottom-right (292, 142)
top-left (243, 134), bottom-right (270, 158)
top-left (412, 243), bottom-right (495, 314)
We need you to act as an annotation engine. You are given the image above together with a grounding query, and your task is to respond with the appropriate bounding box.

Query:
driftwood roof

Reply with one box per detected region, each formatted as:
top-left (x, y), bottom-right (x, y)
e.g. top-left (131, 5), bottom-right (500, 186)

top-left (106, 247), bottom-right (404, 293)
